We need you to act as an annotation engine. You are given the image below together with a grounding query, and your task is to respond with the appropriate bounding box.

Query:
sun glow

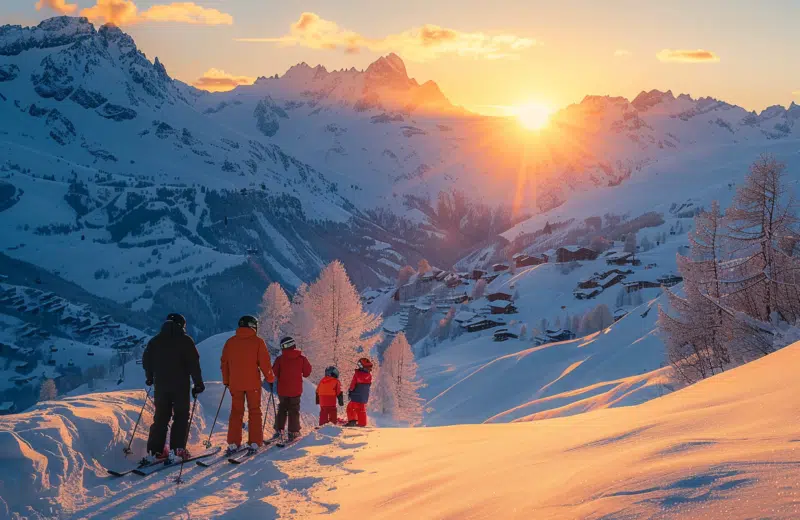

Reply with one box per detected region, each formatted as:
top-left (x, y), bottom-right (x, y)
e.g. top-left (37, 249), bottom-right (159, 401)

top-left (515, 102), bottom-right (553, 131)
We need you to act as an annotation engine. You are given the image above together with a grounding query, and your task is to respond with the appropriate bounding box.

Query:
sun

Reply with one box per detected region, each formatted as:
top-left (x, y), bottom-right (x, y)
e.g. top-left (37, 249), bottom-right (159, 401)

top-left (515, 103), bottom-right (553, 131)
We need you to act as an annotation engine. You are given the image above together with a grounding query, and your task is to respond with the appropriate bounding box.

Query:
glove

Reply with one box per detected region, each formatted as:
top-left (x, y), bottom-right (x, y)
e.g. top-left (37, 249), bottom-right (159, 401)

top-left (315, 394), bottom-right (320, 405)
top-left (337, 394), bottom-right (344, 407)
top-left (262, 380), bottom-right (273, 392)
top-left (192, 382), bottom-right (205, 397)
top-left (145, 378), bottom-right (153, 387)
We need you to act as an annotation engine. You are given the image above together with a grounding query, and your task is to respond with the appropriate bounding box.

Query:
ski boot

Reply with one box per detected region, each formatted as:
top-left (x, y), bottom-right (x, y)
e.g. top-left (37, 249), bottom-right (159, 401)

top-left (287, 432), bottom-right (300, 442)
top-left (247, 442), bottom-right (260, 454)
top-left (269, 430), bottom-right (283, 442)
top-left (225, 443), bottom-right (240, 456)
top-left (344, 420), bottom-right (357, 427)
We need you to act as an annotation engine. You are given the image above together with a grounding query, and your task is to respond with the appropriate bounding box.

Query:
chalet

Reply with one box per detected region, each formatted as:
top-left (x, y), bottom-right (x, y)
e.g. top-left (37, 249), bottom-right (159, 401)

top-left (555, 246), bottom-right (598, 263)
top-left (606, 252), bottom-right (641, 266)
top-left (434, 270), bottom-right (449, 282)
top-left (623, 280), bottom-right (662, 293)
top-left (515, 255), bottom-right (546, 268)
top-left (492, 263), bottom-right (510, 273)
top-left (613, 308), bottom-right (628, 322)
top-left (445, 276), bottom-right (462, 288)
top-left (0, 402), bottom-right (16, 415)
top-left (14, 361), bottom-right (33, 374)
top-left (577, 276), bottom-right (600, 290)
top-left (442, 292), bottom-right (469, 305)
top-left (657, 274), bottom-right (683, 287)
top-left (596, 272), bottom-right (626, 289)
top-left (472, 269), bottom-right (486, 280)
top-left (489, 301), bottom-right (517, 314)
top-left (461, 318), bottom-right (505, 333)
top-left (482, 273), bottom-right (500, 284)
top-left (453, 311), bottom-right (477, 323)
top-left (420, 271), bottom-right (436, 282)
top-left (574, 288), bottom-right (602, 300)
top-left (493, 329), bottom-right (519, 342)
top-left (486, 291), bottom-right (513, 302)
top-left (360, 289), bottom-right (381, 305)
top-left (534, 329), bottom-right (576, 345)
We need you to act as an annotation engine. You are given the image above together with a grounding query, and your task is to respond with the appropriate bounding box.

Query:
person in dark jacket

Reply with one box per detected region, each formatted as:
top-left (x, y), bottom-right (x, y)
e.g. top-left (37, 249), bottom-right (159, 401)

top-left (345, 357), bottom-right (373, 427)
top-left (141, 313), bottom-right (204, 462)
top-left (271, 336), bottom-right (312, 441)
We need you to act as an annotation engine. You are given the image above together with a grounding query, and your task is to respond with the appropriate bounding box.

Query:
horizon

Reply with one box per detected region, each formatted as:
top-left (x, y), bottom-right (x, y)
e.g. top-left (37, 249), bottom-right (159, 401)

top-left (5, 1), bottom-right (800, 117)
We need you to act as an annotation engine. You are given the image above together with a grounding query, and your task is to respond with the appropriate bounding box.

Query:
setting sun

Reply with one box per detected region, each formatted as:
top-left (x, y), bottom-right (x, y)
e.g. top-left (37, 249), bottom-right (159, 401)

top-left (515, 103), bottom-right (553, 131)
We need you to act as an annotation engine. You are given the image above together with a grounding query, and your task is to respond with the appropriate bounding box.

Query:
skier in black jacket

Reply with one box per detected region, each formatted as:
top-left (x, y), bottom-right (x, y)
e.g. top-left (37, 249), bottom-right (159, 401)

top-left (142, 313), bottom-right (204, 462)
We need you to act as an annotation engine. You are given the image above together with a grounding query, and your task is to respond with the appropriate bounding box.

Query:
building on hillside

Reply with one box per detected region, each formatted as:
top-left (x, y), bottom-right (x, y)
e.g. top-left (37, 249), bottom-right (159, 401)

top-left (534, 328), bottom-right (575, 345)
top-left (453, 311), bottom-right (477, 324)
top-left (486, 291), bottom-right (513, 302)
top-left (623, 280), bottom-right (662, 293)
top-left (442, 292), bottom-right (469, 305)
top-left (482, 273), bottom-right (500, 284)
top-left (492, 263), bottom-right (510, 273)
top-left (515, 254), bottom-right (546, 268)
top-left (0, 402), bottom-right (16, 415)
top-left (573, 287), bottom-right (602, 300)
top-left (493, 329), bottom-right (519, 342)
top-left (657, 273), bottom-right (683, 287)
top-left (435, 270), bottom-right (450, 282)
top-left (606, 252), bottom-right (641, 266)
top-left (461, 318), bottom-right (505, 333)
top-left (472, 269), bottom-right (486, 280)
top-left (420, 271), bottom-right (437, 282)
top-left (556, 246), bottom-right (598, 263)
top-left (489, 301), bottom-right (517, 314)
top-left (596, 272), bottom-right (626, 289)
top-left (613, 308), bottom-right (629, 322)
top-left (360, 289), bottom-right (381, 305)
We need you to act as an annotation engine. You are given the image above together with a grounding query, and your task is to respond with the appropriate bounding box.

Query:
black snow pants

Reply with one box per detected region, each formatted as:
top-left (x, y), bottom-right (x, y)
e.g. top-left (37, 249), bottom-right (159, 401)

top-left (147, 387), bottom-right (190, 454)
top-left (274, 395), bottom-right (301, 433)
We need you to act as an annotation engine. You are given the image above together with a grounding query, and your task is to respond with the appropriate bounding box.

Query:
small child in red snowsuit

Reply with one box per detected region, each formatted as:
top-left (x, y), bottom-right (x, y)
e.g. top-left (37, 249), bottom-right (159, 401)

top-left (345, 357), bottom-right (373, 427)
top-left (316, 366), bottom-right (344, 426)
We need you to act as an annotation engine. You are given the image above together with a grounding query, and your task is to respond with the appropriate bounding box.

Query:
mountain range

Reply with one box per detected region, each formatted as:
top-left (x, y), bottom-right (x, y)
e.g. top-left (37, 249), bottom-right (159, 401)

top-left (2, 15), bottom-right (800, 343)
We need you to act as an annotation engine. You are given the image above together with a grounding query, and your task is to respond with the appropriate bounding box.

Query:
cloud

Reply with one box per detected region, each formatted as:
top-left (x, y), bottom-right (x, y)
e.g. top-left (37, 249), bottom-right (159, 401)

top-left (35, 0), bottom-right (78, 15)
top-left (656, 48), bottom-right (720, 63)
top-left (236, 12), bottom-right (537, 61)
top-left (614, 49), bottom-right (631, 57)
top-left (79, 0), bottom-right (233, 26)
top-left (192, 68), bottom-right (255, 91)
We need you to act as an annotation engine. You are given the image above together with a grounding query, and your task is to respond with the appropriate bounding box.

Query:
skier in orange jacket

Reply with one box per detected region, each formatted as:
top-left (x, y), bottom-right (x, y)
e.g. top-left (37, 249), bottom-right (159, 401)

top-left (316, 366), bottom-right (344, 426)
top-left (220, 315), bottom-right (275, 452)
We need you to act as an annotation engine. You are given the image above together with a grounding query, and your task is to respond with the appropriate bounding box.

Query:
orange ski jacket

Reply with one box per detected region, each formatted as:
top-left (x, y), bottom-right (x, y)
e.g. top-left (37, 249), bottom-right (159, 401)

top-left (220, 327), bottom-right (275, 391)
top-left (316, 376), bottom-right (342, 407)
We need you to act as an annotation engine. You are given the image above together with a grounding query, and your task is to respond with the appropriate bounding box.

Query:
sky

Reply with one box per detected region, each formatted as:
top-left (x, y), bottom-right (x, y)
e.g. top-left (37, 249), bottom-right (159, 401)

top-left (5, 0), bottom-right (800, 115)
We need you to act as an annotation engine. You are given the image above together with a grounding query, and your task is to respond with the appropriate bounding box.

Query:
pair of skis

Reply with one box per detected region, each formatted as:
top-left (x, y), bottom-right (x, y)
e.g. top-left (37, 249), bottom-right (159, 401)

top-left (107, 447), bottom-right (221, 477)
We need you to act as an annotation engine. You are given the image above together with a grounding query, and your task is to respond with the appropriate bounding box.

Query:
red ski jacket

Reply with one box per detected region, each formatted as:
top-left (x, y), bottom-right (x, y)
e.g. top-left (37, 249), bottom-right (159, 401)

top-left (272, 347), bottom-right (312, 397)
top-left (348, 369), bottom-right (372, 404)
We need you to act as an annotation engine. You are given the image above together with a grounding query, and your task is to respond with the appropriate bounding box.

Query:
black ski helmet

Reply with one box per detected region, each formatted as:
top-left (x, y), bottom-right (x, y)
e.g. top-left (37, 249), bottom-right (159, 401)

top-left (238, 315), bottom-right (258, 331)
top-left (325, 366), bottom-right (340, 379)
top-left (280, 336), bottom-right (296, 349)
top-left (166, 313), bottom-right (186, 329)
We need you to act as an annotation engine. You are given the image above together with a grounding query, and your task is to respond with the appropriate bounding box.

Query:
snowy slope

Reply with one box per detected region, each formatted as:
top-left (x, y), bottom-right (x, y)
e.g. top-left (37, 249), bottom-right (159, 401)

top-left (2, 340), bottom-right (797, 518)
top-left (320, 343), bottom-right (800, 519)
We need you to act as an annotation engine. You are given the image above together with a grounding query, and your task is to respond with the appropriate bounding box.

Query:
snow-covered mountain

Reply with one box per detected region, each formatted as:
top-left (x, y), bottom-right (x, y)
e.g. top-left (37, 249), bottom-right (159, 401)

top-left (4, 16), bottom-right (800, 373)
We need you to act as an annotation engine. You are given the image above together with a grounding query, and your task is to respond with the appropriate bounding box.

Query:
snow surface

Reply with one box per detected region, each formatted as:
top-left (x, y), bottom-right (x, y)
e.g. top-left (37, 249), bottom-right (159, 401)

top-left (1, 341), bottom-right (797, 518)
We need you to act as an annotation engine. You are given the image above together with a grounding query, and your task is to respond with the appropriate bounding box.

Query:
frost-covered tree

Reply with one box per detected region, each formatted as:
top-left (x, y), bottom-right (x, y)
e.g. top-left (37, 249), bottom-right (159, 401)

top-left (472, 279), bottom-right (487, 299)
top-left (286, 282), bottom-right (312, 351)
top-left (417, 259), bottom-right (432, 275)
top-left (374, 333), bottom-right (424, 426)
top-left (39, 379), bottom-right (57, 402)
top-left (305, 261), bottom-right (383, 379)
top-left (434, 306), bottom-right (456, 342)
top-left (519, 324), bottom-right (528, 340)
top-left (640, 236), bottom-right (652, 251)
top-left (579, 304), bottom-right (614, 334)
top-left (396, 266), bottom-right (415, 287)
top-left (624, 232), bottom-right (637, 256)
top-left (258, 282), bottom-right (292, 357)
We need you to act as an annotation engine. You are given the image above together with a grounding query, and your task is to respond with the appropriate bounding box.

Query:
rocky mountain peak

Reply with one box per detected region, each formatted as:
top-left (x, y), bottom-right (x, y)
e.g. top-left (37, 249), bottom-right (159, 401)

top-left (631, 89), bottom-right (676, 111)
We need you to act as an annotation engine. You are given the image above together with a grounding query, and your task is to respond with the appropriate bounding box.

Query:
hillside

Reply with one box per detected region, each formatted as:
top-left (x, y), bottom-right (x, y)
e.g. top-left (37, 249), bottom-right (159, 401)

top-left (1, 339), bottom-right (796, 518)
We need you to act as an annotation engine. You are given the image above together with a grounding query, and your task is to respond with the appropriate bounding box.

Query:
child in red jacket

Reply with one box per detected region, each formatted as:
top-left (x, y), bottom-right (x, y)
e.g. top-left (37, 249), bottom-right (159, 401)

top-left (316, 366), bottom-right (344, 426)
top-left (345, 357), bottom-right (373, 427)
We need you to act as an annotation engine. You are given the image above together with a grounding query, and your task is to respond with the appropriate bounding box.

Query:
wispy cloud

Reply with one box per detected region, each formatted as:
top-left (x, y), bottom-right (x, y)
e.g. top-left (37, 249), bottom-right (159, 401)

top-left (656, 48), bottom-right (720, 63)
top-left (35, 0), bottom-right (78, 15)
top-left (79, 0), bottom-right (233, 26)
top-left (613, 49), bottom-right (631, 57)
top-left (236, 12), bottom-right (538, 62)
top-left (193, 68), bottom-right (255, 91)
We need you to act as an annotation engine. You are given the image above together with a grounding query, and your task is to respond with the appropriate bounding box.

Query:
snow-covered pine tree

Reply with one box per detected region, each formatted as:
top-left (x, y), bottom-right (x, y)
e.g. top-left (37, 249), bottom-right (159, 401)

top-left (305, 261), bottom-right (383, 380)
top-left (396, 266), bottom-right (415, 287)
top-left (39, 379), bottom-right (57, 402)
top-left (258, 282), bottom-right (292, 357)
top-left (378, 333), bottom-right (424, 426)
top-left (624, 232), bottom-right (637, 257)
top-left (472, 279), bottom-right (487, 299)
top-left (640, 236), bottom-right (652, 251)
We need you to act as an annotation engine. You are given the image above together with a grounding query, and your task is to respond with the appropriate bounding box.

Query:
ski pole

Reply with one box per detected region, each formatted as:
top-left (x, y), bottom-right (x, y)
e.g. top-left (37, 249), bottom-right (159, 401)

top-left (123, 386), bottom-right (151, 455)
top-left (262, 386), bottom-right (276, 433)
top-left (175, 395), bottom-right (198, 485)
top-left (204, 386), bottom-right (227, 449)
